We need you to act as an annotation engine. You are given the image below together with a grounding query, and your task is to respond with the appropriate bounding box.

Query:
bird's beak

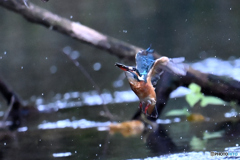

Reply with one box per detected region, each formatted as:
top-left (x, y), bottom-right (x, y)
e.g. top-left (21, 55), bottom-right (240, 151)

top-left (115, 63), bottom-right (130, 72)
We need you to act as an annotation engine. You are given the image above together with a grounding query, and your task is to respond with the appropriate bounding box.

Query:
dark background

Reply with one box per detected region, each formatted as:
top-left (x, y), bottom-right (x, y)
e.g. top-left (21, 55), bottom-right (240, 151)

top-left (0, 1), bottom-right (239, 103)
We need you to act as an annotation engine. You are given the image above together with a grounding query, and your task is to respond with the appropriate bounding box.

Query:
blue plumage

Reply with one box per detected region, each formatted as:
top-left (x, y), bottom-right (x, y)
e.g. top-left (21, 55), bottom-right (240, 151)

top-left (135, 46), bottom-right (155, 81)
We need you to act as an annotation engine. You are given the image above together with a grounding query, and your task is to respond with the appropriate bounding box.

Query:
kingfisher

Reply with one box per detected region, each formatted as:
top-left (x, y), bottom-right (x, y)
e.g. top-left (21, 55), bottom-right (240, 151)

top-left (115, 46), bottom-right (187, 118)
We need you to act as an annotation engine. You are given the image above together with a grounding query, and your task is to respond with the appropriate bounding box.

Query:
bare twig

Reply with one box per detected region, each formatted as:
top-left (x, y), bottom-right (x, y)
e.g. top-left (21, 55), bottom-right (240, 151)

top-left (3, 96), bottom-right (15, 123)
top-left (63, 50), bottom-right (117, 121)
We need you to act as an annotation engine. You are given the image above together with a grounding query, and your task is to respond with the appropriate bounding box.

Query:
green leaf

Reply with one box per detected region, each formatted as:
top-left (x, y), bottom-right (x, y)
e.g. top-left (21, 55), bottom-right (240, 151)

top-left (190, 136), bottom-right (207, 151)
top-left (189, 83), bottom-right (201, 93)
top-left (185, 93), bottom-right (202, 107)
top-left (165, 107), bottom-right (190, 116)
top-left (200, 96), bottom-right (225, 107)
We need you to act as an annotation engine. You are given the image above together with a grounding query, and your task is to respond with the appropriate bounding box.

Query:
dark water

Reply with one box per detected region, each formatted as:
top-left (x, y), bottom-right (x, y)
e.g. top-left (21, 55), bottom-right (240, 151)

top-left (0, 1), bottom-right (240, 159)
top-left (1, 101), bottom-right (240, 160)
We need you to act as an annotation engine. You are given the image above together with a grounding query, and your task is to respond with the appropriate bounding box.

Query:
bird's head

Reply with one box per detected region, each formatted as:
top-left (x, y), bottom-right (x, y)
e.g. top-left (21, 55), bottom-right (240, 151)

top-left (115, 63), bottom-right (144, 82)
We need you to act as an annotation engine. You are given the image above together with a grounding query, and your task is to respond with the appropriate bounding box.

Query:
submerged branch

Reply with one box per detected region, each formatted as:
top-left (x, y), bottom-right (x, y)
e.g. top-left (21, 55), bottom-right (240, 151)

top-left (63, 51), bottom-right (117, 121)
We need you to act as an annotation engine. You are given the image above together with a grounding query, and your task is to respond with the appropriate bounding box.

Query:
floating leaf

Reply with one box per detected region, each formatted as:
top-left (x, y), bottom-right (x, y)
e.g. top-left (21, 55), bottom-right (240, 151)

top-left (165, 107), bottom-right (190, 117)
top-left (109, 120), bottom-right (144, 137)
top-left (186, 93), bottom-right (202, 107)
top-left (187, 113), bottom-right (205, 122)
top-left (200, 96), bottom-right (225, 107)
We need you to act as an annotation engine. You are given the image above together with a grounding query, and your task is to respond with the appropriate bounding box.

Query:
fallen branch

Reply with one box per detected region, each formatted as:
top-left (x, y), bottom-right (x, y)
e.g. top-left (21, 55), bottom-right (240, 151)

top-left (0, 78), bottom-right (22, 129)
top-left (180, 68), bottom-right (240, 104)
top-left (0, 0), bottom-right (145, 62)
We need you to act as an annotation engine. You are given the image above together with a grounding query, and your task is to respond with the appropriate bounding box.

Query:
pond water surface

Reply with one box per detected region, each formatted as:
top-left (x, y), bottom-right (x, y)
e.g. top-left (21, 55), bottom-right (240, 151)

top-left (1, 1), bottom-right (240, 159)
top-left (1, 58), bottom-right (240, 159)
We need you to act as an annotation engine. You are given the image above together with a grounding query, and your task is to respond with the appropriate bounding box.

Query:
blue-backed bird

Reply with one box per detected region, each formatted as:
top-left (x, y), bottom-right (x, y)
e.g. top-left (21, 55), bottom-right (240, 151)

top-left (115, 47), bottom-right (187, 118)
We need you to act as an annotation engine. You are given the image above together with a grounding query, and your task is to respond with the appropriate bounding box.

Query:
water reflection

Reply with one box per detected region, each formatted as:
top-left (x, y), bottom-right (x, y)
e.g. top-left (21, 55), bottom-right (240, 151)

top-left (52, 152), bottom-right (72, 158)
top-left (0, 107), bottom-right (240, 159)
top-left (3, 117), bottom-right (240, 159)
top-left (35, 90), bottom-right (138, 112)
top-left (38, 119), bottom-right (111, 130)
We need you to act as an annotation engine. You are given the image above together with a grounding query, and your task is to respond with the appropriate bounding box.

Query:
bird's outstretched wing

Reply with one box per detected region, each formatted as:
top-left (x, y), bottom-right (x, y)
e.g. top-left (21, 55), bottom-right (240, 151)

top-left (148, 57), bottom-right (187, 87)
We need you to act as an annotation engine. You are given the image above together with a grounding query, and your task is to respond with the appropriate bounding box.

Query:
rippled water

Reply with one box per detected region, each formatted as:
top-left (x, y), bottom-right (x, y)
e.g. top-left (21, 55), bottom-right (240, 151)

top-left (0, 58), bottom-right (239, 159)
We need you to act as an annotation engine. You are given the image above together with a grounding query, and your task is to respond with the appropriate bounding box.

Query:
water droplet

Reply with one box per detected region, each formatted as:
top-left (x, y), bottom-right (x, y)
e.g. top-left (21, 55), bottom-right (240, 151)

top-left (228, 38), bottom-right (231, 41)
top-left (42, 93), bottom-right (44, 96)
top-left (45, 57), bottom-right (48, 60)
top-left (4, 51), bottom-right (6, 55)
top-left (99, 144), bottom-right (101, 147)
top-left (123, 30), bottom-right (127, 33)
top-left (180, 137), bottom-right (182, 139)
top-left (4, 143), bottom-right (6, 145)
top-left (93, 62), bottom-right (101, 71)
top-left (70, 15), bottom-right (73, 19)
top-left (230, 8), bottom-right (232, 10)
top-left (21, 66), bottom-right (23, 69)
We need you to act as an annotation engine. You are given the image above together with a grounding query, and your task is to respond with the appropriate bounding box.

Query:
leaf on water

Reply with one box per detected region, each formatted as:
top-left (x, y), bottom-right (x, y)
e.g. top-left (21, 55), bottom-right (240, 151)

top-left (186, 93), bottom-right (202, 107)
top-left (109, 120), bottom-right (144, 137)
top-left (187, 113), bottom-right (205, 122)
top-left (200, 96), bottom-right (225, 107)
top-left (165, 107), bottom-right (190, 116)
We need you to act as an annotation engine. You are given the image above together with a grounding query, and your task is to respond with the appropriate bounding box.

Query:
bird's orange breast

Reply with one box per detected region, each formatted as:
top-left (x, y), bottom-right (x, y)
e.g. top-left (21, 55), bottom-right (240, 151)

top-left (128, 79), bottom-right (156, 101)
